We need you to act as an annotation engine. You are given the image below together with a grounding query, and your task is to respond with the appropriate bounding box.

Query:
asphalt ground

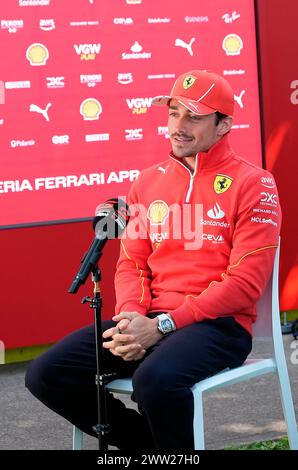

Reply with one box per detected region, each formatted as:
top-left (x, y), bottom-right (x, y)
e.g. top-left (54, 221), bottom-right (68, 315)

top-left (0, 335), bottom-right (297, 450)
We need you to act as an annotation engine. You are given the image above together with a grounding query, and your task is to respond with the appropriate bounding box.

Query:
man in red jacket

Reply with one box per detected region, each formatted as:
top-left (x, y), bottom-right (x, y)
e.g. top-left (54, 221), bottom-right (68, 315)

top-left (26, 70), bottom-right (281, 449)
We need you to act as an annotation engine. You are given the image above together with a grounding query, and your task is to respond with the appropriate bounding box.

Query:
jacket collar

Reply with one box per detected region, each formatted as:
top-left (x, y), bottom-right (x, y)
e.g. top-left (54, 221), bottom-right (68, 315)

top-left (169, 134), bottom-right (234, 173)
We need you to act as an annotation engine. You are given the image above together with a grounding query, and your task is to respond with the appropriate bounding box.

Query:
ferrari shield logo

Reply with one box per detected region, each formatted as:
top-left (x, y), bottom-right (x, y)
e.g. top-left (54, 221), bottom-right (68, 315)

top-left (214, 174), bottom-right (233, 194)
top-left (183, 75), bottom-right (196, 90)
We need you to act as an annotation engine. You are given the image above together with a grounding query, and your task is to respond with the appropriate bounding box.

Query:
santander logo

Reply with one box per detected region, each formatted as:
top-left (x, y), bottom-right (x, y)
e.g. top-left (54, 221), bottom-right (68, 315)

top-left (207, 203), bottom-right (225, 219)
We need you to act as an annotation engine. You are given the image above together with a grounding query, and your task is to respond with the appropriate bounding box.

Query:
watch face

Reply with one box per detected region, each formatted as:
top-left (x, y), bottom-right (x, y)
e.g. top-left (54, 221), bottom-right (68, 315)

top-left (157, 313), bottom-right (176, 334)
top-left (159, 318), bottom-right (173, 334)
top-left (162, 319), bottom-right (172, 329)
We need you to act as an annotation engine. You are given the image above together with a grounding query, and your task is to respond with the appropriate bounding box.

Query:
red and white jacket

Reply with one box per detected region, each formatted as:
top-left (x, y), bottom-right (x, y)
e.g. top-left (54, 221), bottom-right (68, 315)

top-left (114, 135), bottom-right (281, 335)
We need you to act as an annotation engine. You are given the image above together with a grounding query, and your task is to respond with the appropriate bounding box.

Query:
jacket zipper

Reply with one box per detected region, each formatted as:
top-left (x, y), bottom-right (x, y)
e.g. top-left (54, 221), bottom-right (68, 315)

top-left (170, 153), bottom-right (199, 203)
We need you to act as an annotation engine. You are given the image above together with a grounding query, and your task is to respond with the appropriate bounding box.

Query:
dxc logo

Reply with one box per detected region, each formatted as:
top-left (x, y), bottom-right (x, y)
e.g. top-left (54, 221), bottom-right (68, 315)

top-left (125, 128), bottom-right (143, 140)
top-left (260, 192), bottom-right (278, 205)
top-left (46, 76), bottom-right (65, 88)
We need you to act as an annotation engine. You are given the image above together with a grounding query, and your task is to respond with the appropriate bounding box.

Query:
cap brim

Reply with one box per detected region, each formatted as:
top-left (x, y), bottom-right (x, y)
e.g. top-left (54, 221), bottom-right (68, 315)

top-left (152, 95), bottom-right (171, 106)
top-left (152, 95), bottom-right (216, 115)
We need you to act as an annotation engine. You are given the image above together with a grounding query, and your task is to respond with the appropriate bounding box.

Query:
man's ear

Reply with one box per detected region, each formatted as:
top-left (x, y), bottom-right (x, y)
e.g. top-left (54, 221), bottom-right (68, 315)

top-left (217, 116), bottom-right (233, 136)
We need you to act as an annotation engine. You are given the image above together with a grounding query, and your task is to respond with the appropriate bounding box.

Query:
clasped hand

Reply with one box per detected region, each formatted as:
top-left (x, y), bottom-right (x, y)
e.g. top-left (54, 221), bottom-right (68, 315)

top-left (102, 312), bottom-right (162, 361)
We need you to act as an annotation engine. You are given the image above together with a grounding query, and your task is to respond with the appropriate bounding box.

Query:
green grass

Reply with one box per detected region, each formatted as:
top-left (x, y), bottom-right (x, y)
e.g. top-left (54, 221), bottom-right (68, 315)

top-left (281, 310), bottom-right (298, 322)
top-left (4, 344), bottom-right (53, 364)
top-left (225, 436), bottom-right (289, 450)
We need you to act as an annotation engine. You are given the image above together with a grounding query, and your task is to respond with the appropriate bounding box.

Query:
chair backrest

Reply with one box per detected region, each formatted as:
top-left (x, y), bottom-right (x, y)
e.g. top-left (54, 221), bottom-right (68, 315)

top-left (253, 240), bottom-right (280, 338)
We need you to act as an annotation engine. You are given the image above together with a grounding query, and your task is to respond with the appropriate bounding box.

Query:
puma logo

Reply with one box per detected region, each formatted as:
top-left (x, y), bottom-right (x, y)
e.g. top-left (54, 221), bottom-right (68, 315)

top-left (175, 38), bottom-right (195, 56)
top-left (234, 90), bottom-right (245, 109)
top-left (158, 166), bottom-right (167, 173)
top-left (29, 102), bottom-right (52, 121)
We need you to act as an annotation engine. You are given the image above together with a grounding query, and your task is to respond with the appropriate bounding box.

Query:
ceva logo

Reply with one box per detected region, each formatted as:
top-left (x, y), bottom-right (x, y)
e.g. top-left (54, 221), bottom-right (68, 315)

top-left (202, 233), bottom-right (224, 243)
top-left (114, 18), bottom-right (133, 25)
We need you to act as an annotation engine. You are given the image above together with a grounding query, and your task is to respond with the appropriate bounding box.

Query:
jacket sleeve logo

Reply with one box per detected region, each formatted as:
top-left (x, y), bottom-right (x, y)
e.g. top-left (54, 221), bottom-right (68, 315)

top-left (213, 174), bottom-right (233, 194)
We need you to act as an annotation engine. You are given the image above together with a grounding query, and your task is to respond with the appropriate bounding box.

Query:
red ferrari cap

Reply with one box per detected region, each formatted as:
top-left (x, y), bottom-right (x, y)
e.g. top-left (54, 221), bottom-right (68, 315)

top-left (152, 70), bottom-right (234, 116)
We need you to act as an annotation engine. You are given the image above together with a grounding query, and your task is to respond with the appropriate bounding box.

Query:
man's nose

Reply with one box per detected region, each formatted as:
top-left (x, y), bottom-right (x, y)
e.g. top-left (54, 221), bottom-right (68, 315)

top-left (174, 115), bottom-right (189, 133)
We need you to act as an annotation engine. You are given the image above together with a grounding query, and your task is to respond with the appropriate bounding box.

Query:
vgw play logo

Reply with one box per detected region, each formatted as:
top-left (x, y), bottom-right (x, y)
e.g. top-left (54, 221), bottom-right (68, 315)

top-left (126, 97), bottom-right (152, 114)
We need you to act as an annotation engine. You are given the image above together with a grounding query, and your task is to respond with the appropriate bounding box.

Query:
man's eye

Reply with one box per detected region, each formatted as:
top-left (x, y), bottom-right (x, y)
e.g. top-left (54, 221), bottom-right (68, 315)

top-left (169, 112), bottom-right (178, 117)
top-left (190, 115), bottom-right (200, 121)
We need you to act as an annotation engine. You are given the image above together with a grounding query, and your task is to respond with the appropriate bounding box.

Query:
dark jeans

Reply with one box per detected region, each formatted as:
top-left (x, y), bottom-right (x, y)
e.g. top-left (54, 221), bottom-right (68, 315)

top-left (25, 316), bottom-right (252, 450)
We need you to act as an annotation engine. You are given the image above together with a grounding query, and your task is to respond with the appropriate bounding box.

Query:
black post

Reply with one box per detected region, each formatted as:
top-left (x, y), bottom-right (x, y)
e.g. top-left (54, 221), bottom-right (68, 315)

top-left (81, 267), bottom-right (115, 450)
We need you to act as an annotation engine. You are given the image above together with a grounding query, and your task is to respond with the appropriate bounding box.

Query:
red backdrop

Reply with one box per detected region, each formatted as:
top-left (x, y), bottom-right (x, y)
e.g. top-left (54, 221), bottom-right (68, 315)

top-left (256, 0), bottom-right (298, 311)
top-left (0, 0), bottom-right (268, 349)
top-left (0, 0), bottom-right (261, 227)
top-left (0, 222), bottom-right (119, 348)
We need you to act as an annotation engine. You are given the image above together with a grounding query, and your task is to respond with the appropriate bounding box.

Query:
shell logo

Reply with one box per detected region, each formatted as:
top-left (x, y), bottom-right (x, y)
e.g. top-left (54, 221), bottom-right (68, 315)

top-left (26, 43), bottom-right (49, 66)
top-left (222, 34), bottom-right (243, 56)
top-left (147, 200), bottom-right (169, 225)
top-left (80, 98), bottom-right (102, 120)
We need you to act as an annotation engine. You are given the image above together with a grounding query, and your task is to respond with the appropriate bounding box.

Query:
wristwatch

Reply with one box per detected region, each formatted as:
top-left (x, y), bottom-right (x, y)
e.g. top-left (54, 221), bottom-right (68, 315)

top-left (157, 313), bottom-right (176, 335)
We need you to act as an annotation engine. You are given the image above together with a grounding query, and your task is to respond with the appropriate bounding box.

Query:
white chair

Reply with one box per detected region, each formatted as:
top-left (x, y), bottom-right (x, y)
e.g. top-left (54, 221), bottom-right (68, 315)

top-left (73, 241), bottom-right (298, 450)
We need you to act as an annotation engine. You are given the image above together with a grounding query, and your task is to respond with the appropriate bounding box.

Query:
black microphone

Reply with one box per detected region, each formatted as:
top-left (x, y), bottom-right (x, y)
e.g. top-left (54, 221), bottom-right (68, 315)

top-left (68, 198), bottom-right (130, 294)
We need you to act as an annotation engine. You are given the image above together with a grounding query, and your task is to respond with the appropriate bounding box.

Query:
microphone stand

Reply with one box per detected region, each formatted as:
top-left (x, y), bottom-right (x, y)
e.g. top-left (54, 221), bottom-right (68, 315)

top-left (81, 263), bottom-right (116, 450)
top-left (68, 200), bottom-right (130, 450)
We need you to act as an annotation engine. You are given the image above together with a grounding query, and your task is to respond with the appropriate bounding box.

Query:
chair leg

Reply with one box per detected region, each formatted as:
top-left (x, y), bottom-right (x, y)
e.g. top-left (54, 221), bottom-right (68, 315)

top-left (277, 369), bottom-right (298, 449)
top-left (192, 387), bottom-right (205, 450)
top-left (72, 425), bottom-right (83, 450)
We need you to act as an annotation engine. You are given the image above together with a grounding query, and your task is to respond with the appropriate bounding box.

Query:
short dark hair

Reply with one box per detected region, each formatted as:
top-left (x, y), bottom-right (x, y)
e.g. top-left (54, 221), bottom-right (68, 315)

top-left (215, 111), bottom-right (228, 125)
